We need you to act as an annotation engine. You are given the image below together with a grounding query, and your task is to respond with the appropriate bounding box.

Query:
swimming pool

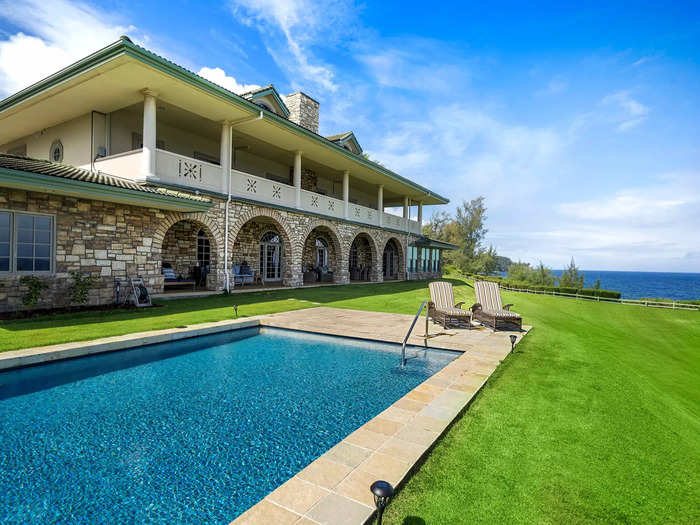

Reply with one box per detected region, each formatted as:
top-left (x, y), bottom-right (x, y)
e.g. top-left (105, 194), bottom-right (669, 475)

top-left (0, 326), bottom-right (457, 524)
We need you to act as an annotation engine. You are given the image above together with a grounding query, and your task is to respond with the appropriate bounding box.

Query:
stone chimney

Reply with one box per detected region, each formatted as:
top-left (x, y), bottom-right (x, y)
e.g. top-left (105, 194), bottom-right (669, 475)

top-left (285, 92), bottom-right (319, 134)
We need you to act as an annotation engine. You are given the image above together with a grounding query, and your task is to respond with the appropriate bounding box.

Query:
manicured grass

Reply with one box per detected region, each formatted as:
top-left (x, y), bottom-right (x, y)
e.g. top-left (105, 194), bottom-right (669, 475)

top-left (2, 278), bottom-right (698, 523)
top-left (384, 285), bottom-right (700, 524)
top-left (0, 280), bottom-right (443, 352)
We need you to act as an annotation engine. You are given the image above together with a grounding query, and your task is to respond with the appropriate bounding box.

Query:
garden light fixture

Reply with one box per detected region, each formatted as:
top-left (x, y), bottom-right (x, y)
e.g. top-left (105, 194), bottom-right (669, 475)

top-left (370, 480), bottom-right (394, 524)
top-left (510, 334), bottom-right (517, 350)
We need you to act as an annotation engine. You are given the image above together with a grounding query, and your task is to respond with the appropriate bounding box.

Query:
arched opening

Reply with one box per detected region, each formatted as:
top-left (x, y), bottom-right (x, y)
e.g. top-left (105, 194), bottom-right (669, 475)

top-left (302, 225), bottom-right (340, 284)
top-left (382, 238), bottom-right (403, 281)
top-left (349, 232), bottom-right (376, 282)
top-left (231, 216), bottom-right (293, 286)
top-left (161, 220), bottom-right (216, 290)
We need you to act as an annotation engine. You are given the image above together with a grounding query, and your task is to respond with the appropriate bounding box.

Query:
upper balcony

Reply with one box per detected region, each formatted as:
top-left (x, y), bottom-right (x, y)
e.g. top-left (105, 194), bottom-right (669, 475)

top-left (89, 98), bottom-right (424, 234)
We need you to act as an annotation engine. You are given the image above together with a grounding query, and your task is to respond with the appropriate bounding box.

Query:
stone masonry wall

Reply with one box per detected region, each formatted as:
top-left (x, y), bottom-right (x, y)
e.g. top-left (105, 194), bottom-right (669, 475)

top-left (0, 184), bottom-right (438, 312)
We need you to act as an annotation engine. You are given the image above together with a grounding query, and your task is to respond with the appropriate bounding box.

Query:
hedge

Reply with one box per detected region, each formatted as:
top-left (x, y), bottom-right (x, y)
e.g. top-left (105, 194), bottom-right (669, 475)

top-left (463, 273), bottom-right (622, 299)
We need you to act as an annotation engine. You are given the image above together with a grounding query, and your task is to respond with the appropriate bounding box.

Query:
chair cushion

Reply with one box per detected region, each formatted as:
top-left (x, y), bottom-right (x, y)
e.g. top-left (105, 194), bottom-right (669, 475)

top-left (162, 268), bottom-right (176, 279)
top-left (435, 306), bottom-right (471, 317)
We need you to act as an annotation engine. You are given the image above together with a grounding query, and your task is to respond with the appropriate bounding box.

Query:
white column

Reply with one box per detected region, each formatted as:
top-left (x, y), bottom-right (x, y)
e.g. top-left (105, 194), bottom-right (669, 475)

top-left (377, 185), bottom-right (384, 227)
top-left (343, 170), bottom-right (350, 219)
top-left (403, 196), bottom-right (410, 228)
top-left (294, 150), bottom-right (302, 209)
top-left (140, 89), bottom-right (157, 180)
top-left (220, 121), bottom-right (231, 193)
top-left (417, 201), bottom-right (423, 226)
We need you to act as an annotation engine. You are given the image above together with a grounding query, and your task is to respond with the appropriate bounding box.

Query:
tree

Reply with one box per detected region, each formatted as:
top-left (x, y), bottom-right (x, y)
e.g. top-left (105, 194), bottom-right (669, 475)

top-left (534, 261), bottom-right (556, 286)
top-left (559, 257), bottom-right (585, 288)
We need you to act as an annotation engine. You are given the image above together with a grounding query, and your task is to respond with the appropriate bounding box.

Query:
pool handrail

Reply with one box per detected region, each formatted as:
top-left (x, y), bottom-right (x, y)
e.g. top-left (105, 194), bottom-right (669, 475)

top-left (401, 300), bottom-right (428, 367)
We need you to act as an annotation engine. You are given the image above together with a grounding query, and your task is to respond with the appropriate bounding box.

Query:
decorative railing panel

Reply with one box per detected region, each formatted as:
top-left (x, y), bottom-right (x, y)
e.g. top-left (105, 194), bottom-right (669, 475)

top-left (155, 149), bottom-right (224, 193)
top-left (230, 169), bottom-right (296, 208)
top-left (300, 189), bottom-right (345, 219)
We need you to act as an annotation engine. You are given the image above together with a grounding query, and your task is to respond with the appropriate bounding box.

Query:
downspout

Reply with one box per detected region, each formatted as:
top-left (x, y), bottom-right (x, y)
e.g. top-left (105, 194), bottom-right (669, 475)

top-left (224, 123), bottom-right (233, 293)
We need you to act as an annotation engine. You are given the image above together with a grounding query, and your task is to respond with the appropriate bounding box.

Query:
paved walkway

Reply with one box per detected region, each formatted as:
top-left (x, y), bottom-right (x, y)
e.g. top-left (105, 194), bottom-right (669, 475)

top-left (234, 308), bottom-right (530, 525)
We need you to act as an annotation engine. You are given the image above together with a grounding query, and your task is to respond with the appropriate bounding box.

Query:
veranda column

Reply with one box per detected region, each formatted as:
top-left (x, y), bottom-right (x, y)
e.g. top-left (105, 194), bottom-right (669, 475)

top-left (377, 185), bottom-right (384, 227)
top-left (403, 195), bottom-right (410, 224)
top-left (294, 150), bottom-right (302, 209)
top-left (219, 121), bottom-right (231, 192)
top-left (140, 89), bottom-right (158, 180)
top-left (343, 170), bottom-right (350, 219)
top-left (417, 200), bottom-right (423, 226)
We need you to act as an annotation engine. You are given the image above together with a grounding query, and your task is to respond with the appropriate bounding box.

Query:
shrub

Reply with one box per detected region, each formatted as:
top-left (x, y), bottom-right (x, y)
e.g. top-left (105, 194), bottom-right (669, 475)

top-left (68, 271), bottom-right (96, 305)
top-left (19, 275), bottom-right (49, 308)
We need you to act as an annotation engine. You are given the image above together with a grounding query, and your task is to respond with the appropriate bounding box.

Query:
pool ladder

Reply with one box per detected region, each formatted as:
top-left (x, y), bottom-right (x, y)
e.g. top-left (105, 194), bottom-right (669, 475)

top-left (401, 300), bottom-right (428, 367)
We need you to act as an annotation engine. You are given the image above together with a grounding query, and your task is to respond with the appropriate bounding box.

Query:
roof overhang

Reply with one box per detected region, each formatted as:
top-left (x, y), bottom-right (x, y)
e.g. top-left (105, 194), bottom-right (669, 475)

top-left (413, 237), bottom-right (459, 250)
top-left (0, 37), bottom-right (448, 206)
top-left (244, 87), bottom-right (290, 117)
top-left (0, 167), bottom-right (211, 212)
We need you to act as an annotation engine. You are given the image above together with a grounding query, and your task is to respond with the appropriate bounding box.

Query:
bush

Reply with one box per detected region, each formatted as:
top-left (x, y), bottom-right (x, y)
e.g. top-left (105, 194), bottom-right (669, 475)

top-left (19, 275), bottom-right (49, 308)
top-left (462, 273), bottom-right (622, 299)
top-left (68, 271), bottom-right (96, 305)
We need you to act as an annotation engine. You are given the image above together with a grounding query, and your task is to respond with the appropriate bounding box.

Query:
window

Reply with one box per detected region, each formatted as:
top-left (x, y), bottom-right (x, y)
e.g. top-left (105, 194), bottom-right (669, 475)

top-left (421, 248), bottom-right (428, 272)
top-left (350, 242), bottom-right (358, 268)
top-left (197, 230), bottom-right (210, 267)
top-left (0, 212), bottom-right (54, 273)
top-left (260, 231), bottom-right (281, 244)
top-left (407, 246), bottom-right (418, 273)
top-left (315, 237), bottom-right (329, 267)
top-left (0, 212), bottom-right (9, 271)
top-left (49, 140), bottom-right (63, 162)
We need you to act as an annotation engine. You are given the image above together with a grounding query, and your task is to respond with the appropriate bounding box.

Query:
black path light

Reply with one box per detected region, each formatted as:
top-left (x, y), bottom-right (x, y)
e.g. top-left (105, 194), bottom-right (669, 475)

top-left (510, 334), bottom-right (517, 351)
top-left (370, 480), bottom-right (394, 524)
top-left (233, 304), bottom-right (239, 318)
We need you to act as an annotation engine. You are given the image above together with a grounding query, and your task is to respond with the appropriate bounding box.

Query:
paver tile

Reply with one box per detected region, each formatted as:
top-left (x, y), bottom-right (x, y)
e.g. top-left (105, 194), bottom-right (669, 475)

top-left (297, 458), bottom-right (353, 489)
top-left (232, 500), bottom-right (299, 525)
top-left (307, 493), bottom-right (373, 525)
top-left (362, 417), bottom-right (404, 436)
top-left (323, 442), bottom-right (372, 468)
top-left (379, 406), bottom-right (416, 424)
top-left (395, 425), bottom-right (440, 447)
top-left (344, 428), bottom-right (388, 451)
top-left (393, 398), bottom-right (426, 412)
top-left (358, 452), bottom-right (411, 486)
top-left (378, 437), bottom-right (427, 463)
top-left (334, 468), bottom-right (377, 507)
top-left (266, 477), bottom-right (329, 515)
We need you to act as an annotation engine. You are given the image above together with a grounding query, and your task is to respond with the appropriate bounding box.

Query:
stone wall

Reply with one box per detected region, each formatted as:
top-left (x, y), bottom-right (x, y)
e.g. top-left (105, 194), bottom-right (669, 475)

top-left (285, 92), bottom-right (320, 134)
top-left (0, 184), bottom-right (441, 312)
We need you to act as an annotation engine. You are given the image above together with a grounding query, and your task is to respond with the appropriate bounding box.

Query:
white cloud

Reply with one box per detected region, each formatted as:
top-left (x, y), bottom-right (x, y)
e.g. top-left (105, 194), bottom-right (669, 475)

top-left (601, 90), bottom-right (649, 131)
top-left (197, 67), bottom-right (260, 94)
top-left (227, 0), bottom-right (356, 93)
top-left (535, 76), bottom-right (568, 96)
top-left (0, 0), bottom-right (140, 97)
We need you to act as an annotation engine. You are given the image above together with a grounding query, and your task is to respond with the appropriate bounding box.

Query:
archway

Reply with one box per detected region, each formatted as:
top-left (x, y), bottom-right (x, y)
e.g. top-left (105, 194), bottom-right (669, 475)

top-left (231, 215), bottom-right (295, 286)
top-left (382, 237), bottom-right (405, 281)
top-left (301, 225), bottom-right (342, 284)
top-left (348, 232), bottom-right (379, 282)
top-left (160, 219), bottom-right (219, 289)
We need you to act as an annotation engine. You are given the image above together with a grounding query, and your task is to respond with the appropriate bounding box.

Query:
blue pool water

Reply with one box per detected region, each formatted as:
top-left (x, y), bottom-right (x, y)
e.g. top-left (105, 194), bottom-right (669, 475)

top-left (0, 327), bottom-right (456, 524)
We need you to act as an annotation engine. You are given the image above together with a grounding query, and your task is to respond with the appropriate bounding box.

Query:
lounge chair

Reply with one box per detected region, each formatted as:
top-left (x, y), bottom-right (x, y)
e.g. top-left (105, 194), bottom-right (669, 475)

top-left (231, 265), bottom-right (255, 287)
top-left (473, 281), bottom-right (523, 332)
top-left (428, 281), bottom-right (472, 329)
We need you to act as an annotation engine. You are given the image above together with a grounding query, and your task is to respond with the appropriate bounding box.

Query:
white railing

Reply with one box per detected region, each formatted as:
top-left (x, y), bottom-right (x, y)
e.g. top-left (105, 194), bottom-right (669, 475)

top-left (155, 149), bottom-right (224, 194)
top-left (230, 169), bottom-right (296, 208)
top-left (300, 189), bottom-right (345, 219)
top-left (464, 276), bottom-right (699, 311)
top-left (349, 202), bottom-right (379, 226)
top-left (92, 150), bottom-right (142, 179)
top-left (93, 149), bottom-right (418, 233)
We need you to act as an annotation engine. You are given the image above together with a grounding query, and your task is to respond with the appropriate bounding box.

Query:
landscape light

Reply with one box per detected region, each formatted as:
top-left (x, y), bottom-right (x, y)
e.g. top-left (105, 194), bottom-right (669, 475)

top-left (233, 304), bottom-right (239, 318)
top-left (370, 480), bottom-right (394, 525)
top-left (510, 334), bottom-right (517, 350)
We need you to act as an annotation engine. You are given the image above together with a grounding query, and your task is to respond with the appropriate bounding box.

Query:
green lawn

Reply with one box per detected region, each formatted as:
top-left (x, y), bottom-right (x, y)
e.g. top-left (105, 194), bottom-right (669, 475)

top-left (1, 278), bottom-right (698, 523)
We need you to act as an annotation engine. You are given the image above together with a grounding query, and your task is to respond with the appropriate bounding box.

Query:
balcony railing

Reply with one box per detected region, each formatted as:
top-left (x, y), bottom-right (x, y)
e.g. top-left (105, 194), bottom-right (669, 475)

top-left (94, 148), bottom-right (422, 233)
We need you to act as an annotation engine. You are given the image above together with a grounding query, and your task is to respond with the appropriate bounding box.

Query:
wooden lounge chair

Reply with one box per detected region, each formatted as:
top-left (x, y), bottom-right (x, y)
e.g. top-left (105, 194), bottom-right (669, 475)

top-left (428, 281), bottom-right (472, 329)
top-left (473, 281), bottom-right (523, 332)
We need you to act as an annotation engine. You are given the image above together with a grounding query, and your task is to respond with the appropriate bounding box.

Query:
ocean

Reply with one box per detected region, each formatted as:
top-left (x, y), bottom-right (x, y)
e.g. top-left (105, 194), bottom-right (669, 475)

top-left (548, 270), bottom-right (700, 300)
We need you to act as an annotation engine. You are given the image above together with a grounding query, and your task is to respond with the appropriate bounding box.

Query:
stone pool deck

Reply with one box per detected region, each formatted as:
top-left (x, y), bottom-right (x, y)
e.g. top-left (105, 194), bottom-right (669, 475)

top-left (0, 307), bottom-right (530, 524)
top-left (233, 308), bottom-right (530, 525)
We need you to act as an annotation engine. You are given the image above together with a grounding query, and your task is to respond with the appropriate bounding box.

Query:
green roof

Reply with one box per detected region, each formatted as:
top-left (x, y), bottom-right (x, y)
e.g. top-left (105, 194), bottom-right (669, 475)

top-left (413, 237), bottom-right (459, 250)
top-left (0, 154), bottom-right (211, 210)
top-left (0, 36), bottom-right (449, 205)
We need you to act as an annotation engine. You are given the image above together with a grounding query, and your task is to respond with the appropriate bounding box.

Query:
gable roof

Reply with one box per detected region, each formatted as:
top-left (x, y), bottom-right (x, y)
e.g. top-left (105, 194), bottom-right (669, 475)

top-left (0, 36), bottom-right (449, 205)
top-left (240, 84), bottom-right (290, 117)
top-left (0, 154), bottom-right (210, 211)
top-left (326, 131), bottom-right (363, 154)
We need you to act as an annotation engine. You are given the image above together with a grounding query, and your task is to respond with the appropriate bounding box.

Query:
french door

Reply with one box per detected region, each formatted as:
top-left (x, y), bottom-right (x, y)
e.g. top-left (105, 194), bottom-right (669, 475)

top-left (260, 242), bottom-right (282, 281)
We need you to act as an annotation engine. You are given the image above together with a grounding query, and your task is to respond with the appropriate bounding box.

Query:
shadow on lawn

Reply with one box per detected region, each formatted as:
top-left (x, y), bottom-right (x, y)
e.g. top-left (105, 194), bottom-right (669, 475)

top-left (2, 278), bottom-right (471, 333)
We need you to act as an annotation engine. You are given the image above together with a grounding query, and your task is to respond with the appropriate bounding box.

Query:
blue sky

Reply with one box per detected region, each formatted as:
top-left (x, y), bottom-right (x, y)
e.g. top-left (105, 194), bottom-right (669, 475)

top-left (1, 0), bottom-right (698, 271)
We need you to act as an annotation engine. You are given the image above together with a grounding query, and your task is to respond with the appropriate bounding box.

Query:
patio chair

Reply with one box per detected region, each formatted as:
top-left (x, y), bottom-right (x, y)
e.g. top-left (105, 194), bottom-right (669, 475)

top-left (428, 281), bottom-right (472, 329)
top-left (473, 281), bottom-right (523, 332)
top-left (231, 265), bottom-right (255, 287)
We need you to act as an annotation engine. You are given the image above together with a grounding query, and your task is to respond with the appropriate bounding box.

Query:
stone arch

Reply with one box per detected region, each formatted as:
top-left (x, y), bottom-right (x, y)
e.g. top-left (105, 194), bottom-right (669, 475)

top-left (153, 212), bottom-right (225, 291)
top-left (381, 236), bottom-right (406, 281)
top-left (300, 219), bottom-right (346, 284)
top-left (229, 209), bottom-right (298, 286)
top-left (347, 228), bottom-right (381, 282)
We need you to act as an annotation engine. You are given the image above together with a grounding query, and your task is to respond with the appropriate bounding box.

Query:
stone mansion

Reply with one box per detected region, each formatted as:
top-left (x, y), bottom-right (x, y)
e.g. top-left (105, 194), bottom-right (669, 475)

top-left (0, 37), bottom-right (454, 312)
